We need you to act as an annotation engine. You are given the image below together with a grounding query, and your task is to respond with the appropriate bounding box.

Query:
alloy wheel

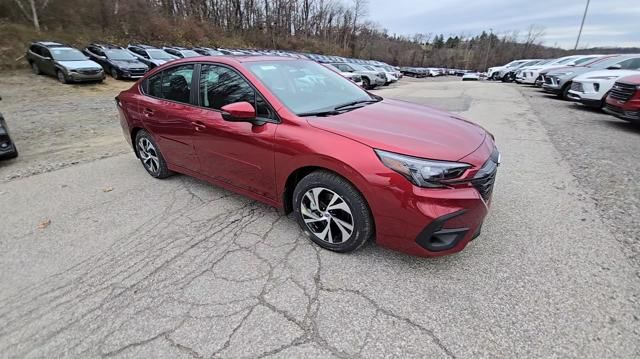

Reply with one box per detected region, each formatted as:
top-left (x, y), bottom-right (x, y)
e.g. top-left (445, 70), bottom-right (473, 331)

top-left (300, 187), bottom-right (354, 244)
top-left (57, 71), bottom-right (66, 83)
top-left (137, 137), bottom-right (160, 174)
top-left (111, 68), bottom-right (119, 80)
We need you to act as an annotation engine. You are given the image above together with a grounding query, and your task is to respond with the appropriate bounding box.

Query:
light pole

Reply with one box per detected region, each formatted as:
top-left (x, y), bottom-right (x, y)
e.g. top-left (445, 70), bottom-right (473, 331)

top-left (483, 28), bottom-right (493, 71)
top-left (574, 0), bottom-right (591, 50)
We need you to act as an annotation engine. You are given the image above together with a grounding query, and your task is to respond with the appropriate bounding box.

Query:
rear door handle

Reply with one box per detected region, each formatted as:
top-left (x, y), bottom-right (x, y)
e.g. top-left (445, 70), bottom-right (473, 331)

top-left (143, 108), bottom-right (154, 117)
top-left (192, 121), bottom-right (206, 131)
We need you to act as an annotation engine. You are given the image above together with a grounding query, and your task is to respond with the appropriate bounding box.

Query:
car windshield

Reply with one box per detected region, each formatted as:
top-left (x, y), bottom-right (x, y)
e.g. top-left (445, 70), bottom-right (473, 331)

top-left (105, 49), bottom-right (136, 60)
top-left (587, 56), bottom-right (621, 68)
top-left (50, 48), bottom-right (86, 61)
top-left (349, 64), bottom-right (369, 72)
top-left (147, 49), bottom-right (174, 60)
top-left (246, 60), bottom-right (378, 116)
top-left (181, 50), bottom-right (201, 57)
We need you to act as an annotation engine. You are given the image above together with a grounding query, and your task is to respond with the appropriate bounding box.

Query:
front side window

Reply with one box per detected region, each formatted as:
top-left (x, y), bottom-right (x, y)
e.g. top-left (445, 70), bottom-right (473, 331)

top-left (246, 60), bottom-right (375, 115)
top-left (199, 65), bottom-right (272, 119)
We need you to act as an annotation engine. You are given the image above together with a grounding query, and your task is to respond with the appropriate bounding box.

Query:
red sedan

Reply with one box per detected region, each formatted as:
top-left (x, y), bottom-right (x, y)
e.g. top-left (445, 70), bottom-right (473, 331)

top-left (116, 56), bottom-right (499, 257)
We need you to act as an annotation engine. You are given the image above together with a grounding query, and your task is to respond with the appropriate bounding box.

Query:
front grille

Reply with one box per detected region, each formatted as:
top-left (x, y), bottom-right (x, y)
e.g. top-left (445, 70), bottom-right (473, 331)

top-left (571, 82), bottom-right (584, 93)
top-left (78, 69), bottom-right (101, 75)
top-left (129, 68), bottom-right (147, 76)
top-left (609, 82), bottom-right (636, 102)
top-left (471, 149), bottom-right (499, 201)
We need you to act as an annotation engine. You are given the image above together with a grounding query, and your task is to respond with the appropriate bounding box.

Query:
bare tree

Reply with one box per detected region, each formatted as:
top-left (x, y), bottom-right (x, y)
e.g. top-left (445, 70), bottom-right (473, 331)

top-left (12, 0), bottom-right (51, 31)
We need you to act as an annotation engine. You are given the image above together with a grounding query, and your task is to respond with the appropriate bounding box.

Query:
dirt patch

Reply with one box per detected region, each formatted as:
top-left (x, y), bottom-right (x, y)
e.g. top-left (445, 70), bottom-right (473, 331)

top-left (0, 70), bottom-right (133, 182)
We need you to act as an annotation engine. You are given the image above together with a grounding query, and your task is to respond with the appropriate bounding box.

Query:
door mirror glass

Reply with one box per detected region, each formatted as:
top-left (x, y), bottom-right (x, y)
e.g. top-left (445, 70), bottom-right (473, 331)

top-left (607, 64), bottom-right (622, 70)
top-left (221, 102), bottom-right (256, 122)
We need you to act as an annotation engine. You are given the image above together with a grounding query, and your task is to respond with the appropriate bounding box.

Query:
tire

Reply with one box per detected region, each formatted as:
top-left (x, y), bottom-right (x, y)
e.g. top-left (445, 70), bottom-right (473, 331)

top-left (134, 130), bottom-right (172, 179)
top-left (362, 77), bottom-right (371, 89)
top-left (111, 68), bottom-right (120, 80)
top-left (559, 82), bottom-right (572, 100)
top-left (57, 70), bottom-right (68, 84)
top-left (293, 170), bottom-right (374, 253)
top-left (31, 62), bottom-right (41, 75)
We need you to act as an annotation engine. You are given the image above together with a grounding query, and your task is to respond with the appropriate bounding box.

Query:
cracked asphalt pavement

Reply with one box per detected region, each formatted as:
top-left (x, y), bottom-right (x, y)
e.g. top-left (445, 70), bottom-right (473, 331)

top-left (1, 78), bottom-right (639, 358)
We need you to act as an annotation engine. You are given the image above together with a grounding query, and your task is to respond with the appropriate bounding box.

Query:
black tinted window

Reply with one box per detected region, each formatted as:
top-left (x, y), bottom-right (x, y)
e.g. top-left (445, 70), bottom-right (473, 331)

top-left (161, 65), bottom-right (194, 103)
top-left (147, 73), bottom-right (162, 98)
top-left (199, 65), bottom-right (255, 110)
top-left (199, 65), bottom-right (273, 119)
top-left (30, 45), bottom-right (41, 55)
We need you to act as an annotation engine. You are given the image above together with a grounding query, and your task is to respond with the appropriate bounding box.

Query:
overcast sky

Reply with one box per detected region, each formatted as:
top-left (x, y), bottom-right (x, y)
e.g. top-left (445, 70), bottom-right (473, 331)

top-left (367, 0), bottom-right (640, 49)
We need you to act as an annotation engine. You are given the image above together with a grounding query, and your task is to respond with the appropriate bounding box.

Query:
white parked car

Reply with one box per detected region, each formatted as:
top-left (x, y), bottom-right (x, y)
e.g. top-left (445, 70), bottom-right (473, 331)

top-left (322, 64), bottom-right (365, 87)
top-left (461, 72), bottom-right (480, 81)
top-left (516, 55), bottom-right (604, 85)
top-left (567, 68), bottom-right (640, 108)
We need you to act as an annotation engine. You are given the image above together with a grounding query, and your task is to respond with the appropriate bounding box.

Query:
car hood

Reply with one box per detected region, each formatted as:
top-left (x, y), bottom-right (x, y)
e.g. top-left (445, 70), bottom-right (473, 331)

top-left (111, 60), bottom-right (148, 69)
top-left (307, 98), bottom-right (487, 161)
top-left (56, 60), bottom-right (102, 70)
top-left (574, 69), bottom-right (640, 81)
top-left (617, 74), bottom-right (640, 85)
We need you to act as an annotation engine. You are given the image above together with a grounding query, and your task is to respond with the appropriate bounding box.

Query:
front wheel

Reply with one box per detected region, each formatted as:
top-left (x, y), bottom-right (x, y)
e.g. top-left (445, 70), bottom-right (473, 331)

top-left (134, 130), bottom-right (172, 178)
top-left (111, 68), bottom-right (120, 80)
top-left (57, 70), bottom-right (68, 84)
top-left (293, 171), bottom-right (374, 253)
top-left (362, 77), bottom-right (371, 89)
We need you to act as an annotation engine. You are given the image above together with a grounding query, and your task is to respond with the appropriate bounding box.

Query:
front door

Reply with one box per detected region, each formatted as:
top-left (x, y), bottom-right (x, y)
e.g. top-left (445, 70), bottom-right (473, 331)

top-left (139, 64), bottom-right (200, 172)
top-left (191, 64), bottom-right (278, 200)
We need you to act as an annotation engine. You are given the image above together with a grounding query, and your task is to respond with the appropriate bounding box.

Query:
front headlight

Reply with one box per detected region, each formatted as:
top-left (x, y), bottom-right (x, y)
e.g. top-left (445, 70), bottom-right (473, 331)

top-left (554, 71), bottom-right (574, 77)
top-left (375, 149), bottom-right (471, 188)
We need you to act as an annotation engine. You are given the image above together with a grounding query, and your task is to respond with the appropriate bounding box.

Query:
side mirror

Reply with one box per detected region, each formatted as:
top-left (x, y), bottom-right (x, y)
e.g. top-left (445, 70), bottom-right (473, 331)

top-left (221, 102), bottom-right (262, 125)
top-left (607, 64), bottom-right (622, 70)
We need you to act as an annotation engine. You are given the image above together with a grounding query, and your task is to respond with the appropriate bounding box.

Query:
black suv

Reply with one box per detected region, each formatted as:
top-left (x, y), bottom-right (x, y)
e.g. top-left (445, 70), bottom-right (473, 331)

top-left (0, 96), bottom-right (18, 160)
top-left (84, 43), bottom-right (149, 80)
top-left (126, 44), bottom-right (177, 69)
top-left (162, 46), bottom-right (201, 58)
top-left (26, 41), bottom-right (104, 83)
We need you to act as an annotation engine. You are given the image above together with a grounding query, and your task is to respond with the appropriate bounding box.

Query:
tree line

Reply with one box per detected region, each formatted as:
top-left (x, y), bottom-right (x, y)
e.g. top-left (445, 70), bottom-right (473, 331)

top-left (3, 0), bottom-right (631, 70)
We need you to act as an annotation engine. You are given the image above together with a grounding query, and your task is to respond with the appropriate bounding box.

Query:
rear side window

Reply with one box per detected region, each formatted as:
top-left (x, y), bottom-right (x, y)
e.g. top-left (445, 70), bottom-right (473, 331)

top-left (30, 45), bottom-right (41, 56)
top-left (144, 64), bottom-right (194, 104)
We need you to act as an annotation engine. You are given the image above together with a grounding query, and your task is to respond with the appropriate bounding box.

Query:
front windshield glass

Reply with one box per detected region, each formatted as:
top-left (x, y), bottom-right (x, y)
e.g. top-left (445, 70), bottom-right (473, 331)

top-left (181, 50), bottom-right (200, 57)
top-left (50, 48), bottom-right (87, 61)
top-left (349, 63), bottom-right (369, 71)
top-left (105, 49), bottom-right (136, 60)
top-left (246, 60), bottom-right (377, 115)
top-left (147, 49), bottom-right (174, 60)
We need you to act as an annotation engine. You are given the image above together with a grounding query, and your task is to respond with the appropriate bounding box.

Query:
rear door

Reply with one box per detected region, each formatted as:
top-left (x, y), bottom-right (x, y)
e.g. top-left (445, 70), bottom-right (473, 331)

top-left (139, 64), bottom-right (200, 172)
top-left (39, 48), bottom-right (56, 75)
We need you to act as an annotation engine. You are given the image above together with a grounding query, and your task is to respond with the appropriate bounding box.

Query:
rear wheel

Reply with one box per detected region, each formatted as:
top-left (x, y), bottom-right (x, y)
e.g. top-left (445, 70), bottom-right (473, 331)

top-left (293, 171), bottom-right (374, 253)
top-left (31, 62), bottom-right (41, 75)
top-left (134, 130), bottom-right (172, 179)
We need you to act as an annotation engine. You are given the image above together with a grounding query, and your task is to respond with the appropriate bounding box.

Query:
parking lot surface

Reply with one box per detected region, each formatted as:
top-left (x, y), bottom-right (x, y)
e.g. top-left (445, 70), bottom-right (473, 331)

top-left (1, 76), bottom-right (639, 358)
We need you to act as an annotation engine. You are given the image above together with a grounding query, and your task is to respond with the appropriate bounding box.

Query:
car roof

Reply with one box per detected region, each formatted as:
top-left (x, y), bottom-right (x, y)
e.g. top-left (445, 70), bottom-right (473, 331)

top-left (130, 44), bottom-right (157, 49)
top-left (91, 43), bottom-right (123, 49)
top-left (35, 41), bottom-right (66, 48)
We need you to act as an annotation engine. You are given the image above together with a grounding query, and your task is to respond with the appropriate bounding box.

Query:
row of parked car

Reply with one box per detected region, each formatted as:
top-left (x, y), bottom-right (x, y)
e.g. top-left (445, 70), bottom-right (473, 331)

top-left (488, 54), bottom-right (640, 123)
top-left (24, 41), bottom-right (406, 90)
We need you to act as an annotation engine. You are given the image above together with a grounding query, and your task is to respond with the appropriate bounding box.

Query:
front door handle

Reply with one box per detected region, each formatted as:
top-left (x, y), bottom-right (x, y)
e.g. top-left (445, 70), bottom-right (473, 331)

top-left (142, 108), bottom-right (154, 117)
top-left (192, 121), bottom-right (206, 131)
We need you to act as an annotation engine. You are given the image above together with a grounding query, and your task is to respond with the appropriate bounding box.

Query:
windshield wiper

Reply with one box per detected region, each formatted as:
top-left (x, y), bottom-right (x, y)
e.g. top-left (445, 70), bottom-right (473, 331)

top-left (334, 99), bottom-right (380, 110)
top-left (298, 110), bottom-right (341, 117)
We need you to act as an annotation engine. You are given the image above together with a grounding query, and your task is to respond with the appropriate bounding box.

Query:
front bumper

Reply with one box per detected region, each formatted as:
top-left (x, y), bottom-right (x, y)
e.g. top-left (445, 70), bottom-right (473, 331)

top-left (604, 103), bottom-right (640, 122)
top-left (67, 71), bottom-right (105, 82)
top-left (367, 137), bottom-right (498, 257)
